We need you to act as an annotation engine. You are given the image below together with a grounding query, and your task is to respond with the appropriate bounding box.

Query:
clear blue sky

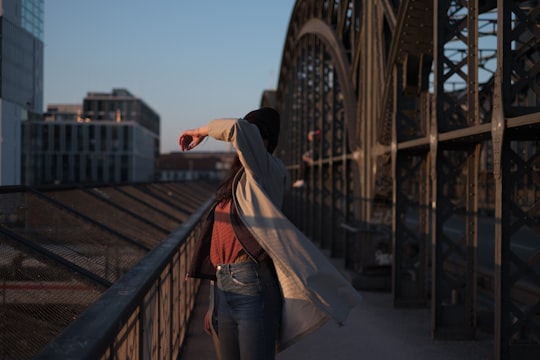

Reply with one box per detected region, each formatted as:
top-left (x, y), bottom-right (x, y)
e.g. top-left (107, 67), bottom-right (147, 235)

top-left (44, 1), bottom-right (295, 153)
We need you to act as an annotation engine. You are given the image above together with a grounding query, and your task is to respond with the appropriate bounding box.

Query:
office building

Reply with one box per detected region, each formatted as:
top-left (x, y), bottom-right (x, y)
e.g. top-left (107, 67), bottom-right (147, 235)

top-left (36, 90), bottom-right (160, 184)
top-left (83, 88), bottom-right (160, 159)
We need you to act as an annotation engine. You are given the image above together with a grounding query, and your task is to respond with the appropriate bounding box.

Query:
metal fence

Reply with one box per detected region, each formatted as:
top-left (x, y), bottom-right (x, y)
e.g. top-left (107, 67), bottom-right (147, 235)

top-left (0, 182), bottom-right (216, 359)
top-left (33, 198), bottom-right (212, 359)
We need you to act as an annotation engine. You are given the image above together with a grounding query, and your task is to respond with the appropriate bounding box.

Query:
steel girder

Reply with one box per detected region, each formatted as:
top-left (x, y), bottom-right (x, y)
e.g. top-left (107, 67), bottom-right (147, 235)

top-left (275, 1), bottom-right (539, 359)
top-left (492, 2), bottom-right (540, 359)
top-left (432, 0), bottom-right (481, 342)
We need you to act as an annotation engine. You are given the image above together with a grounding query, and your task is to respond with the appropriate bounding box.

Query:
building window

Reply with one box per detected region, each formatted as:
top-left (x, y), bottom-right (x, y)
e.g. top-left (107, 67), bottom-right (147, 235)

top-left (108, 155), bottom-right (116, 182)
top-left (42, 124), bottom-right (50, 151)
top-left (74, 154), bottom-right (81, 183)
top-left (86, 154), bottom-right (93, 181)
top-left (78, 126), bottom-right (85, 151)
top-left (112, 127), bottom-right (120, 151)
top-left (53, 125), bottom-right (61, 152)
top-left (65, 125), bottom-right (73, 152)
top-left (89, 125), bottom-right (96, 151)
top-left (62, 154), bottom-right (70, 183)
top-left (121, 155), bottom-right (129, 182)
top-left (100, 126), bottom-right (107, 151)
top-left (123, 126), bottom-right (131, 151)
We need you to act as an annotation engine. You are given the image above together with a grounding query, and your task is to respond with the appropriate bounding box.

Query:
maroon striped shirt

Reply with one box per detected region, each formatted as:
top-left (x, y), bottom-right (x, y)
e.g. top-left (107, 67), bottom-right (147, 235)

top-left (210, 201), bottom-right (244, 266)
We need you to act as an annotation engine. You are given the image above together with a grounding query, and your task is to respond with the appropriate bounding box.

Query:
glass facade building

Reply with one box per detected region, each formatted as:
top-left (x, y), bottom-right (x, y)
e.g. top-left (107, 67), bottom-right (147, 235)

top-left (0, 0), bottom-right (44, 185)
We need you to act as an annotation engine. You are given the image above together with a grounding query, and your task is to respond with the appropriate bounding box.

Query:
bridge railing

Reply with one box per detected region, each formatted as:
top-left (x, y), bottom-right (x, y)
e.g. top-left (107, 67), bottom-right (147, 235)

top-left (34, 198), bottom-right (214, 360)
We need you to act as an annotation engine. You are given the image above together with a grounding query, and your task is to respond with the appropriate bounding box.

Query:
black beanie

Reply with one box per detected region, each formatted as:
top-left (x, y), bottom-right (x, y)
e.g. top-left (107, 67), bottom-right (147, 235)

top-left (243, 107), bottom-right (281, 153)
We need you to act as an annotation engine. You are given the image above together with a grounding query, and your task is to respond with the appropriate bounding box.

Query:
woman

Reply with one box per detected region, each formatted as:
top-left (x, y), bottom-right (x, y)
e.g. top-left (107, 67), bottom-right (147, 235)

top-left (180, 108), bottom-right (361, 359)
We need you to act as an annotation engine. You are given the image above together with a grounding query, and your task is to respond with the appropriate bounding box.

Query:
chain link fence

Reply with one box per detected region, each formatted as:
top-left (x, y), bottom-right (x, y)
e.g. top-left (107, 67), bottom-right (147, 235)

top-left (0, 181), bottom-right (216, 359)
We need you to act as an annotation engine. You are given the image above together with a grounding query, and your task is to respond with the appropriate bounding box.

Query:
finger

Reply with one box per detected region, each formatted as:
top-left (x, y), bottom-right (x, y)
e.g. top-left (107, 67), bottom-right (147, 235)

top-left (179, 135), bottom-right (192, 151)
top-left (178, 136), bottom-right (184, 150)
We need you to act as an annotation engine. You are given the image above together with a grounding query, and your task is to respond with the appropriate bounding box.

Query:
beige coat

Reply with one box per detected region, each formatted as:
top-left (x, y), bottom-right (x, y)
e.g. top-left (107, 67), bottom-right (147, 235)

top-left (208, 118), bottom-right (362, 350)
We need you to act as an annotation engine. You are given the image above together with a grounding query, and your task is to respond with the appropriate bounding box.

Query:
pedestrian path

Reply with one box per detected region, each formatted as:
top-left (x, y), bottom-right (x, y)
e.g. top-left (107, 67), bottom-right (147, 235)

top-left (180, 282), bottom-right (218, 360)
top-left (180, 264), bottom-right (493, 360)
top-left (276, 290), bottom-right (493, 360)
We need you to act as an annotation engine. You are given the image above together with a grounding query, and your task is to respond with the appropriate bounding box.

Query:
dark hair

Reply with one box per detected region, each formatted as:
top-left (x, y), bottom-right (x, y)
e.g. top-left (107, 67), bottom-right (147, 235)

top-left (215, 107), bottom-right (281, 204)
top-left (243, 107), bottom-right (280, 154)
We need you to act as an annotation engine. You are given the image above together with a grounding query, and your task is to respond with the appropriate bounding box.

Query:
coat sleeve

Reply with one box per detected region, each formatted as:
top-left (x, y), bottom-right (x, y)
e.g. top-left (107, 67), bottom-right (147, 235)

top-left (207, 118), bottom-right (289, 206)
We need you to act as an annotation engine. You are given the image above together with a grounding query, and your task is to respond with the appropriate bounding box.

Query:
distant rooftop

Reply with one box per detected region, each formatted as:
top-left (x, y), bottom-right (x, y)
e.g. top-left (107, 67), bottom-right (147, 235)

top-left (85, 88), bottom-right (136, 98)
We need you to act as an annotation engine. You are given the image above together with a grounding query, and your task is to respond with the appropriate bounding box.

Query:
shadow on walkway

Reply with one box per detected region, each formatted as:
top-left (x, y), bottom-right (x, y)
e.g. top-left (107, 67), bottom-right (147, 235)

top-left (181, 272), bottom-right (493, 360)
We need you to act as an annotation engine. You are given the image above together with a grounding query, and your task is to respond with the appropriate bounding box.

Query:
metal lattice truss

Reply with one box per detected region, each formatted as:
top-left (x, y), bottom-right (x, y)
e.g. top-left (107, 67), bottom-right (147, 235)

top-left (275, 1), bottom-right (540, 359)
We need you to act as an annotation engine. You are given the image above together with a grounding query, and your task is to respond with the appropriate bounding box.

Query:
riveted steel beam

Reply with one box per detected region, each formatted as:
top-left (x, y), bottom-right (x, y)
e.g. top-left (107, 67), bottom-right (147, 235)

top-left (276, 2), bottom-right (539, 358)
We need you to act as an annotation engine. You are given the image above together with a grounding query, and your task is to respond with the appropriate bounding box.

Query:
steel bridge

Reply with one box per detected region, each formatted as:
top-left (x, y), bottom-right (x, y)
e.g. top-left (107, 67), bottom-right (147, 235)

top-left (274, 0), bottom-right (539, 359)
top-left (3, 1), bottom-right (538, 360)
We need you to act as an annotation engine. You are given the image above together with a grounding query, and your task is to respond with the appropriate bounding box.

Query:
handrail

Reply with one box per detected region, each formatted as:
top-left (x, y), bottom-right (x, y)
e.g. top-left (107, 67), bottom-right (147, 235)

top-left (34, 198), bottom-right (214, 360)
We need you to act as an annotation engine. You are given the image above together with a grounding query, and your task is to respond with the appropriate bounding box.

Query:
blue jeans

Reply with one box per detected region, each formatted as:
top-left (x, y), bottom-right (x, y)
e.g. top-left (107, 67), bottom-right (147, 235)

top-left (215, 259), bottom-right (282, 360)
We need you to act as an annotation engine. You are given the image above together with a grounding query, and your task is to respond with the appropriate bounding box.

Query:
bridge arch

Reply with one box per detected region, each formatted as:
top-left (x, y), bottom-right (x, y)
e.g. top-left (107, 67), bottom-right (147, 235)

top-left (295, 18), bottom-right (357, 142)
top-left (275, 1), bottom-right (540, 359)
top-left (276, 1), bottom-right (399, 252)
top-left (276, 4), bottom-right (365, 257)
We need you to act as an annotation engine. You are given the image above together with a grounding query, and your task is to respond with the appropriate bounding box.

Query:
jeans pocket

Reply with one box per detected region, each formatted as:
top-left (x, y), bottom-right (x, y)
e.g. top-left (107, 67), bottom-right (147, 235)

top-left (230, 266), bottom-right (259, 287)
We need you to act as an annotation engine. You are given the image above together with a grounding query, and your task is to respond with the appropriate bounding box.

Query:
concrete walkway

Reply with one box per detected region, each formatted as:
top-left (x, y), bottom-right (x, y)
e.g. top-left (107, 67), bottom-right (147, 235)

top-left (180, 282), bottom-right (219, 360)
top-left (181, 273), bottom-right (493, 360)
top-left (276, 290), bottom-right (493, 360)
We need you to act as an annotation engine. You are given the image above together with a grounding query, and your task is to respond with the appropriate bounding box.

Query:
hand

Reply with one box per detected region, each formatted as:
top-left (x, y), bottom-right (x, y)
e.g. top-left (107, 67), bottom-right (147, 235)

top-left (178, 127), bottom-right (207, 151)
top-left (204, 311), bottom-right (213, 335)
